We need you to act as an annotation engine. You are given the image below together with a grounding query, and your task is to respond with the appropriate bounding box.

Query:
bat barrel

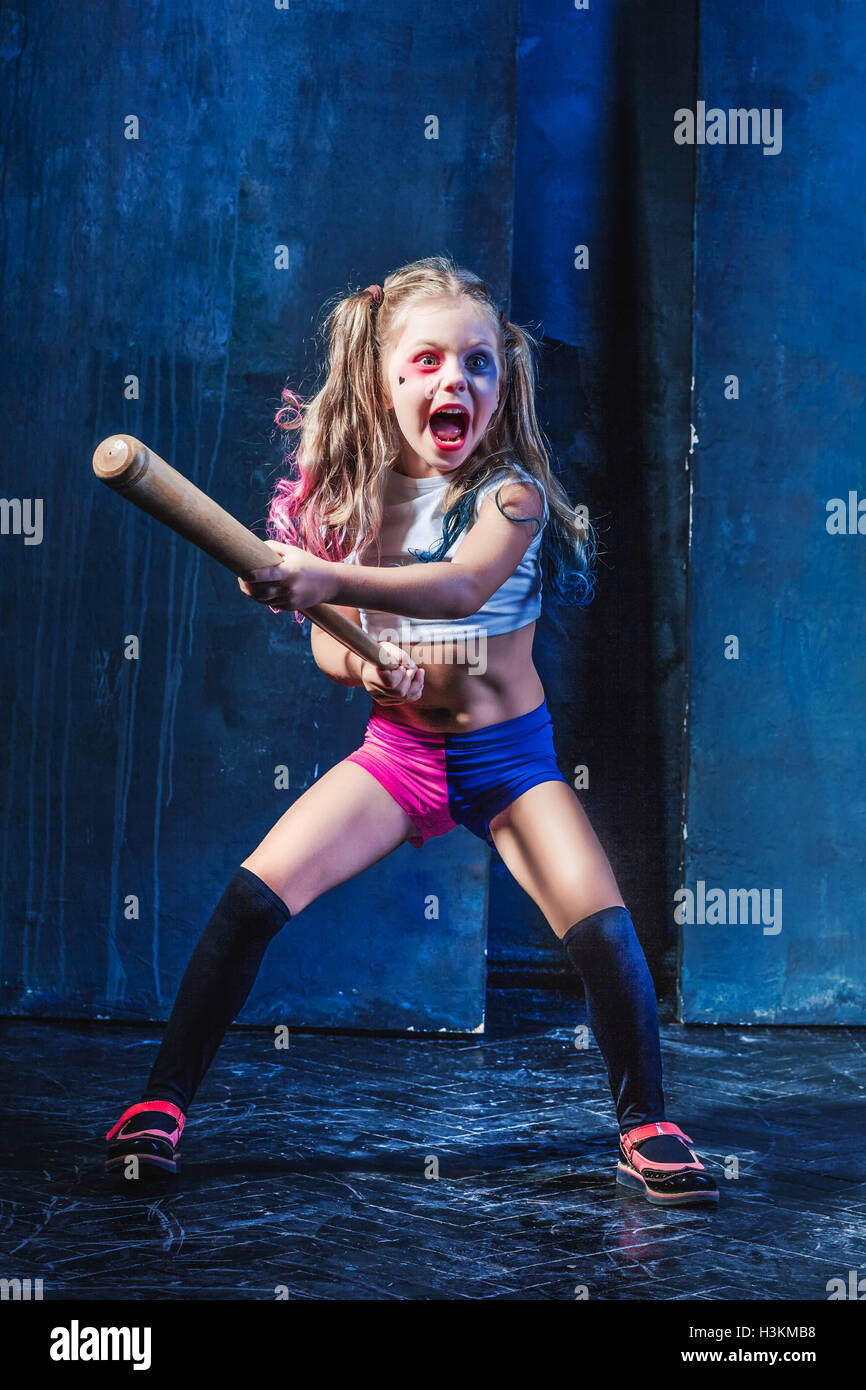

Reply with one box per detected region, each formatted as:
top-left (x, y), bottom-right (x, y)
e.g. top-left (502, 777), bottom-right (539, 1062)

top-left (92, 434), bottom-right (401, 670)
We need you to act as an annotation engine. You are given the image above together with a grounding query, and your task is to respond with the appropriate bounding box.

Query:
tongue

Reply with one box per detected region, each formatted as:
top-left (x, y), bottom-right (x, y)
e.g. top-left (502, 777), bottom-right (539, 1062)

top-left (430, 414), bottom-right (465, 441)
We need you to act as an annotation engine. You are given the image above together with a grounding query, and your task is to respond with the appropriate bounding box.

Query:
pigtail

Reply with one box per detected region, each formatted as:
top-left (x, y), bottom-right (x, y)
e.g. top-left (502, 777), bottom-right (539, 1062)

top-left (266, 290), bottom-right (391, 624)
top-left (496, 319), bottom-right (601, 607)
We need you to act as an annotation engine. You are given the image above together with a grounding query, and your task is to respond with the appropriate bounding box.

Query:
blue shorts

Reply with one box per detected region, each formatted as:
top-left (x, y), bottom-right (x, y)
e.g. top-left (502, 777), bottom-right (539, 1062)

top-left (344, 697), bottom-right (569, 848)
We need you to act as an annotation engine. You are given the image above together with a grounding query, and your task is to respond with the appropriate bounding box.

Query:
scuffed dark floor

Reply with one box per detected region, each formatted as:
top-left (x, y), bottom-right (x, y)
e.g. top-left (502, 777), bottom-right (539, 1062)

top-left (1, 990), bottom-right (864, 1300)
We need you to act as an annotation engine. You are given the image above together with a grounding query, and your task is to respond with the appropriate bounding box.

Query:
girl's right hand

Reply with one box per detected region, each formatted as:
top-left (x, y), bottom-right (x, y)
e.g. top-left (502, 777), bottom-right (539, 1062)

top-left (360, 642), bottom-right (425, 705)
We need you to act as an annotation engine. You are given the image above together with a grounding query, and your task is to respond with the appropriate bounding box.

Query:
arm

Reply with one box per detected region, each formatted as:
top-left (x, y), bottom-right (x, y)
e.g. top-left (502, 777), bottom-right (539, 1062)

top-left (309, 605), bottom-right (366, 686)
top-left (241, 479), bottom-right (545, 619)
top-left (325, 558), bottom-right (471, 621)
top-left (325, 479), bottom-right (546, 618)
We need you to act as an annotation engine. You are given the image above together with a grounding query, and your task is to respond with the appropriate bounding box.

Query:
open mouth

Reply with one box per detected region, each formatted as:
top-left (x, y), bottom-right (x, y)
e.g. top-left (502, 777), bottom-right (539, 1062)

top-left (428, 404), bottom-right (470, 449)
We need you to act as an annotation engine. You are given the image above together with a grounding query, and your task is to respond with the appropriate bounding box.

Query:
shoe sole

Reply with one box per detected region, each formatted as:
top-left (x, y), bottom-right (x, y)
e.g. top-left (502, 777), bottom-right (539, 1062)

top-left (105, 1145), bottom-right (180, 1179)
top-left (616, 1161), bottom-right (719, 1206)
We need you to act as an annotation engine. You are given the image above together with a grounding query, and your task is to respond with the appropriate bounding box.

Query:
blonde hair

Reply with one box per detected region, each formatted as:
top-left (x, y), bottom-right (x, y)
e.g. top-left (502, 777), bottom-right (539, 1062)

top-left (267, 254), bottom-right (599, 618)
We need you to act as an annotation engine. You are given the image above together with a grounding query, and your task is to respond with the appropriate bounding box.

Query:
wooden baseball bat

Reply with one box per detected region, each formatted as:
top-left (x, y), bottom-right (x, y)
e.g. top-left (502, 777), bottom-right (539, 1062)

top-left (92, 433), bottom-right (401, 669)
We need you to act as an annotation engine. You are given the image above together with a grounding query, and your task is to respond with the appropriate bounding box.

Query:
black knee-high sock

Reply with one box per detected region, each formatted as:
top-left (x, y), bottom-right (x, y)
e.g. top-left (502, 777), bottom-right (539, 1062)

top-left (561, 905), bottom-right (667, 1137)
top-left (142, 866), bottom-right (291, 1115)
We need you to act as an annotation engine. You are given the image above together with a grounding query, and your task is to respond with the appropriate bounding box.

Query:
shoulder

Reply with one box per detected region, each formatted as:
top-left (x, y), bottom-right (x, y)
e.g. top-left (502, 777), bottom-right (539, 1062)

top-left (474, 461), bottom-right (549, 526)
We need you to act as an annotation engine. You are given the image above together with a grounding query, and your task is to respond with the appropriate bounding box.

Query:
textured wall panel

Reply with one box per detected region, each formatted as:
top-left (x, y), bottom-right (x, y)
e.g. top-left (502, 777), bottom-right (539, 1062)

top-left (0, 0), bottom-right (518, 1030)
top-left (682, 1), bottom-right (866, 1021)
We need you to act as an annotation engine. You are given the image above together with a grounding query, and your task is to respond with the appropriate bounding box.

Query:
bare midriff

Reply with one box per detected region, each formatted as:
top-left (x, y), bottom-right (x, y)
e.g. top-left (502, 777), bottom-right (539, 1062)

top-left (373, 619), bottom-right (545, 734)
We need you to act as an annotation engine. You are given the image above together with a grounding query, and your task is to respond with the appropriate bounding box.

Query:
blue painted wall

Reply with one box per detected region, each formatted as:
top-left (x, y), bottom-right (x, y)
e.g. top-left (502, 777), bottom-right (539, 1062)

top-left (0, 0), bottom-right (519, 1031)
top-left (682, 1), bottom-right (866, 1021)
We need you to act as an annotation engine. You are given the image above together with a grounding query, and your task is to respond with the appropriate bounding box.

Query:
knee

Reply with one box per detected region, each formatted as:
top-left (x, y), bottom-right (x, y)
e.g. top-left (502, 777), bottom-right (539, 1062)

top-left (235, 861), bottom-right (294, 920)
top-left (560, 903), bottom-right (635, 954)
top-left (552, 895), bottom-right (628, 942)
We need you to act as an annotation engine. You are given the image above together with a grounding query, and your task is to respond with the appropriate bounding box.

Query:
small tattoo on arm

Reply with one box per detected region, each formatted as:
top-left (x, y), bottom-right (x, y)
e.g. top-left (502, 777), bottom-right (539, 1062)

top-left (398, 376), bottom-right (405, 384)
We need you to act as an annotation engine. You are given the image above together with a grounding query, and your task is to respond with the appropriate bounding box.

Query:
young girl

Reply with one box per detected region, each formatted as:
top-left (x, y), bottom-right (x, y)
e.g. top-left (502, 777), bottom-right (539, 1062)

top-left (105, 255), bottom-right (717, 1207)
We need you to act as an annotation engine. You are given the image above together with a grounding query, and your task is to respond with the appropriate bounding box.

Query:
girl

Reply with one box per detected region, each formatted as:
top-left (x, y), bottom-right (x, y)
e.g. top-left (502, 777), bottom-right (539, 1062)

top-left (105, 256), bottom-right (717, 1207)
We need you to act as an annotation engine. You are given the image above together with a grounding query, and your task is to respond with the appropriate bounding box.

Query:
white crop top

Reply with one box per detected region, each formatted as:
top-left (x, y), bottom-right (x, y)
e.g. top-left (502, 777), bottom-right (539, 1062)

top-left (345, 461), bottom-right (549, 645)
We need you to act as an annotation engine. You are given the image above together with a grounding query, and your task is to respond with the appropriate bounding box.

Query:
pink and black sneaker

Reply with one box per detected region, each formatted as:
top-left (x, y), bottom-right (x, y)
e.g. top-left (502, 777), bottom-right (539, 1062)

top-left (105, 1101), bottom-right (185, 1178)
top-left (616, 1121), bottom-right (719, 1206)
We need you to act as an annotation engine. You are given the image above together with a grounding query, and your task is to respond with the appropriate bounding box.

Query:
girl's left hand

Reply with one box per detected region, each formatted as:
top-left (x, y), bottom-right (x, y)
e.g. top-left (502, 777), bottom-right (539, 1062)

top-left (238, 541), bottom-right (338, 611)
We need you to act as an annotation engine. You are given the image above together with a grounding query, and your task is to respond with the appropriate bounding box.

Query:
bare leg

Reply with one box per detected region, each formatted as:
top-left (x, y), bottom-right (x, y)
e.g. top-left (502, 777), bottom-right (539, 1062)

top-left (242, 759), bottom-right (417, 914)
top-left (489, 780), bottom-right (626, 937)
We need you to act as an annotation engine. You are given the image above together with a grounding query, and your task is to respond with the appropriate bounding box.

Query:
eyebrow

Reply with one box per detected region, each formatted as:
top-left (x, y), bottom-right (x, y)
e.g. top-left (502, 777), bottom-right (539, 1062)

top-left (406, 339), bottom-right (497, 353)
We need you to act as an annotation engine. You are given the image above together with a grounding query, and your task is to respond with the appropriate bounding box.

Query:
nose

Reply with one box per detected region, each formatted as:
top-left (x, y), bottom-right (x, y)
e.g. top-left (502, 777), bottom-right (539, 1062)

top-left (434, 355), bottom-right (468, 395)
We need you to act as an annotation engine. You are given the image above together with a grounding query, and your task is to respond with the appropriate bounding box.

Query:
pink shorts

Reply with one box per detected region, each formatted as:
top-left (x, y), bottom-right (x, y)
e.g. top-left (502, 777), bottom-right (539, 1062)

top-left (343, 698), bottom-right (568, 849)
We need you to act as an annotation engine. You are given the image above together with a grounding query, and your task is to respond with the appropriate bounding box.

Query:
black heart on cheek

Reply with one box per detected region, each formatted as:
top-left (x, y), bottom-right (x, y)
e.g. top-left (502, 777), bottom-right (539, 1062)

top-left (398, 376), bottom-right (405, 384)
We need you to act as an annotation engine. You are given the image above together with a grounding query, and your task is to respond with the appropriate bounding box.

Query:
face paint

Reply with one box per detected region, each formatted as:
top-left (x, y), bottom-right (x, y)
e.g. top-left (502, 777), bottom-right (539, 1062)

top-left (385, 300), bottom-right (503, 478)
top-left (397, 359), bottom-right (431, 381)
